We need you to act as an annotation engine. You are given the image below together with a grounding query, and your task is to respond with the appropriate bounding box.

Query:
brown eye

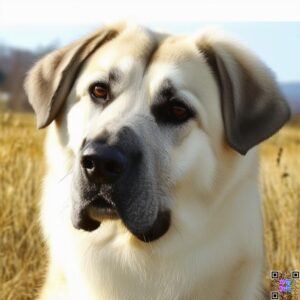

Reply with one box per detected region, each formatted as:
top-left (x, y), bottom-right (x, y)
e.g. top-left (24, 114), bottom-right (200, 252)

top-left (170, 104), bottom-right (188, 120)
top-left (168, 100), bottom-right (192, 122)
top-left (151, 98), bottom-right (194, 125)
top-left (89, 82), bottom-right (109, 102)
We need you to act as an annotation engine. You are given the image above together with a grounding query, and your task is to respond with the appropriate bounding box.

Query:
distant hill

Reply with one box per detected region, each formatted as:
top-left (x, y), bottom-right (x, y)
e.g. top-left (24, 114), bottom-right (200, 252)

top-left (280, 82), bottom-right (300, 117)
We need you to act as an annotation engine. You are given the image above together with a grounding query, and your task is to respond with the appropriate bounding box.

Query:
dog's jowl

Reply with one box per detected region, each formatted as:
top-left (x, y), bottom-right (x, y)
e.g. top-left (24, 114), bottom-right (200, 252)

top-left (25, 22), bottom-right (290, 300)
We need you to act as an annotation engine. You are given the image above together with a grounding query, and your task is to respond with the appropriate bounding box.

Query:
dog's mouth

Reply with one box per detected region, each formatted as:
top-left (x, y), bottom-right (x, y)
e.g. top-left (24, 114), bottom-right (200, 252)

top-left (71, 194), bottom-right (171, 243)
top-left (87, 198), bottom-right (120, 221)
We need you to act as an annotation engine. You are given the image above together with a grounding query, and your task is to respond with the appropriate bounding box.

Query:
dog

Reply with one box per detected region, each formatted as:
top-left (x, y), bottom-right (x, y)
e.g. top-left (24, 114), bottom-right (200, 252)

top-left (24, 21), bottom-right (290, 300)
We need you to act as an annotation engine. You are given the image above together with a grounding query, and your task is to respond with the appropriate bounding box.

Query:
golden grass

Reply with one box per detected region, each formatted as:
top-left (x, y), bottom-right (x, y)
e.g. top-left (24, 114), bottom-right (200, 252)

top-left (260, 122), bottom-right (300, 297)
top-left (0, 112), bottom-right (299, 299)
top-left (0, 113), bottom-right (46, 300)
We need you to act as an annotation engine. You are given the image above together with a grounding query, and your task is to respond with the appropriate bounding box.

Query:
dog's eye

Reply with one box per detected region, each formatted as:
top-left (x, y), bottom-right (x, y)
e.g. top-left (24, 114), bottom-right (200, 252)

top-left (89, 82), bottom-right (109, 102)
top-left (169, 102), bottom-right (190, 121)
top-left (152, 99), bottom-right (194, 125)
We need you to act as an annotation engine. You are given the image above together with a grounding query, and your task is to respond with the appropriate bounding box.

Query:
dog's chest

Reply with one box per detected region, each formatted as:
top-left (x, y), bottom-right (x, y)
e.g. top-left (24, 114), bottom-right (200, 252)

top-left (61, 227), bottom-right (240, 300)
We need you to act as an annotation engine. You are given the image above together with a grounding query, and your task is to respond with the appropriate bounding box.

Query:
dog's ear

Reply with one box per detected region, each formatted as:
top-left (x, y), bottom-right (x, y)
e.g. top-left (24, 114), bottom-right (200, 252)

top-left (24, 28), bottom-right (118, 129)
top-left (198, 32), bottom-right (290, 155)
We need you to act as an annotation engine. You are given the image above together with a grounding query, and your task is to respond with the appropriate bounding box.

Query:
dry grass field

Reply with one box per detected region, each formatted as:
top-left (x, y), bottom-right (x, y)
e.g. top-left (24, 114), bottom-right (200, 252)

top-left (0, 112), bottom-right (299, 300)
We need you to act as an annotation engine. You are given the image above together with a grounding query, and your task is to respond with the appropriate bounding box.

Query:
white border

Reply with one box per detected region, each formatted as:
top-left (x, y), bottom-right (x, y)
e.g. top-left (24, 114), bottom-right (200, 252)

top-left (1, 0), bottom-right (300, 26)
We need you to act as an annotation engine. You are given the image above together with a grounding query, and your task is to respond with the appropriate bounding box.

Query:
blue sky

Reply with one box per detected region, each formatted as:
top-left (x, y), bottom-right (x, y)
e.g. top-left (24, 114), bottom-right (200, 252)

top-left (1, 22), bottom-right (299, 83)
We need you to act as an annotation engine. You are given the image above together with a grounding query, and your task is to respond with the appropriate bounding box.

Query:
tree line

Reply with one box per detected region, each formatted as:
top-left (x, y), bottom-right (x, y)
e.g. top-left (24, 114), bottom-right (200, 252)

top-left (0, 45), bottom-right (55, 111)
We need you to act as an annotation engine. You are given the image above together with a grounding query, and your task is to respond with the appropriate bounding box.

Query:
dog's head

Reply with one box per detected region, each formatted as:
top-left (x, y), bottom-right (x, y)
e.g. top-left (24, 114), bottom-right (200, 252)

top-left (25, 22), bottom-right (290, 242)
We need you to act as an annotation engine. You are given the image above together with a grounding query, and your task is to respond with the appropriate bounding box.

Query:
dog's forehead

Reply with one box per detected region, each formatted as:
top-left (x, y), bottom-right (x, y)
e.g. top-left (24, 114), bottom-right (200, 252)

top-left (82, 25), bottom-right (160, 74)
top-left (82, 25), bottom-right (199, 81)
top-left (152, 35), bottom-right (199, 62)
top-left (146, 36), bottom-right (203, 92)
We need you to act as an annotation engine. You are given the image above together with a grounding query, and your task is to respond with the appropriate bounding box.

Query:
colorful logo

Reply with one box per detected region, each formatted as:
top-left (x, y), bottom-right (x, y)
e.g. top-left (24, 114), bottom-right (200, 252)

top-left (278, 279), bottom-right (292, 293)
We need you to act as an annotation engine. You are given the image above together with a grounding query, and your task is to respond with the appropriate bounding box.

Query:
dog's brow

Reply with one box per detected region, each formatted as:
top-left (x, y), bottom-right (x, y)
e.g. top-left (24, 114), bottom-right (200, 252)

top-left (109, 68), bottom-right (122, 84)
top-left (155, 79), bottom-right (176, 103)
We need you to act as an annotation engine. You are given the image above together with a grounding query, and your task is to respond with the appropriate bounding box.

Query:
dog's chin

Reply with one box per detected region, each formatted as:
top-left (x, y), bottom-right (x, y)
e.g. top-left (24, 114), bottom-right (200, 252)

top-left (73, 199), bottom-right (171, 243)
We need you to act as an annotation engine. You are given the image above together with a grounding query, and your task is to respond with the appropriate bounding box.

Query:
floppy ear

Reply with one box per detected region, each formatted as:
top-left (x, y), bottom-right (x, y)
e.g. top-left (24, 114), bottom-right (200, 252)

top-left (198, 32), bottom-right (290, 155)
top-left (24, 28), bottom-right (118, 129)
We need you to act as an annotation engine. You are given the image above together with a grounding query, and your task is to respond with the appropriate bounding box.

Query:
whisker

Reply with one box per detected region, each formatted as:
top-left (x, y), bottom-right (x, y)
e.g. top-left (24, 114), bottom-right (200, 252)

top-left (58, 169), bottom-right (73, 184)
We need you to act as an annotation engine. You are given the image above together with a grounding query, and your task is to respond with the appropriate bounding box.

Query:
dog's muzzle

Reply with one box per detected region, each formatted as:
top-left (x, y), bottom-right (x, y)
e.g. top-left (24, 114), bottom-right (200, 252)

top-left (71, 127), bottom-right (171, 242)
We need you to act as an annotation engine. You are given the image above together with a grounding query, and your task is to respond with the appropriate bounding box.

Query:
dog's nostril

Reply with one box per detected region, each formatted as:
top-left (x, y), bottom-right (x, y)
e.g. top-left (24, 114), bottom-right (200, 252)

top-left (81, 156), bottom-right (95, 170)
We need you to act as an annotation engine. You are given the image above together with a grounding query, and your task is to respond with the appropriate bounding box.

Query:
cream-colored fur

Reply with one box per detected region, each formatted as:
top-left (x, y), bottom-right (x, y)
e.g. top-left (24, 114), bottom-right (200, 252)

top-left (24, 22), bottom-right (289, 300)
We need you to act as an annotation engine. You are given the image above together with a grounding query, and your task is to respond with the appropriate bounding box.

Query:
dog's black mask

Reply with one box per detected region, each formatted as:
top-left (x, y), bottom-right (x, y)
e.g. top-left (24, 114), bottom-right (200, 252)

top-left (71, 126), bottom-right (170, 242)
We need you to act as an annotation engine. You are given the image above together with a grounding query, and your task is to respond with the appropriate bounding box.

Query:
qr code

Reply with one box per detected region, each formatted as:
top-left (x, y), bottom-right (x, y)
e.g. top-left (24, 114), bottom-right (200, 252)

top-left (270, 271), bottom-right (300, 299)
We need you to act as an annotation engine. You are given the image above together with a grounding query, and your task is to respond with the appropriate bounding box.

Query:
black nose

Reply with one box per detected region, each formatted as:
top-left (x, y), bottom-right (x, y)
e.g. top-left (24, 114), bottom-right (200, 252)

top-left (81, 142), bottom-right (128, 183)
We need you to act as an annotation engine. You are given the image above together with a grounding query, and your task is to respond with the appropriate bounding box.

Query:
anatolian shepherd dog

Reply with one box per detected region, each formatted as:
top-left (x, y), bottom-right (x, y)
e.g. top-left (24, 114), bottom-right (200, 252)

top-left (25, 22), bottom-right (290, 300)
